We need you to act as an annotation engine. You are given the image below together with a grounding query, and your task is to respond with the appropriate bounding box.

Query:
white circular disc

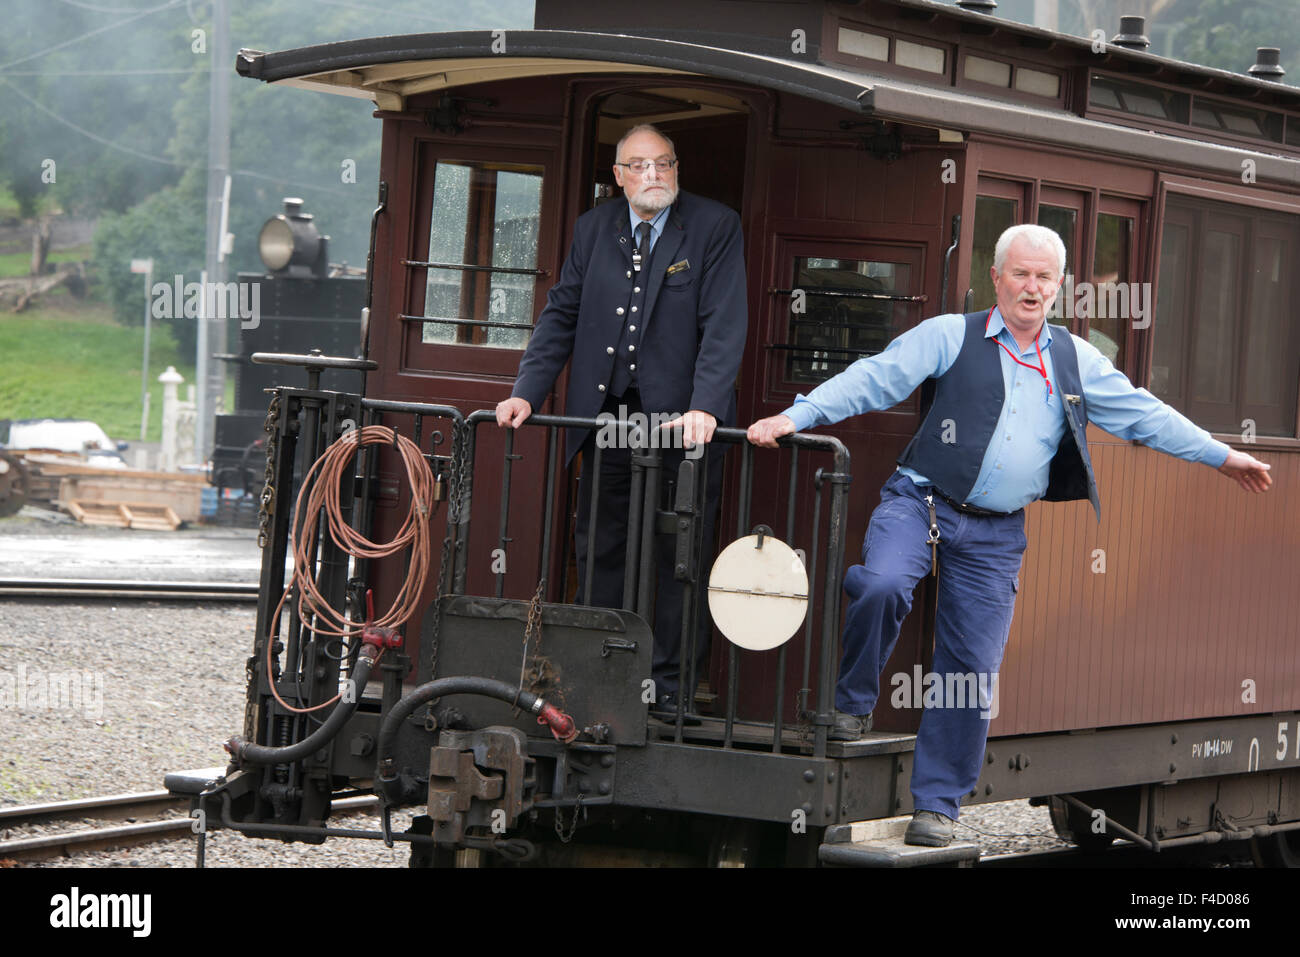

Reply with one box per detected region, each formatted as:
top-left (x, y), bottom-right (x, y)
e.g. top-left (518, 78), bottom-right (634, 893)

top-left (708, 534), bottom-right (809, 651)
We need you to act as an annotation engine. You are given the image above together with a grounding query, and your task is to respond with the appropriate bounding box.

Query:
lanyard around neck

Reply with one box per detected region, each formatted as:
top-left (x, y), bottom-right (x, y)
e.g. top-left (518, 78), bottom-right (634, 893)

top-left (986, 307), bottom-right (1052, 398)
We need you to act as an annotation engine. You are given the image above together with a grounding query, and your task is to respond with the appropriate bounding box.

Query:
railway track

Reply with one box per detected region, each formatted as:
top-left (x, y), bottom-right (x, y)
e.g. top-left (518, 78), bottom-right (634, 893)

top-left (0, 578), bottom-right (258, 602)
top-left (0, 789), bottom-right (1262, 867)
top-left (0, 790), bottom-right (379, 863)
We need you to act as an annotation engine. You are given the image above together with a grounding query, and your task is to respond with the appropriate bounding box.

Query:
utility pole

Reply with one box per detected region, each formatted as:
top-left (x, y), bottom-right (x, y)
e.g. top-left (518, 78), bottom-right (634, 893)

top-left (131, 258), bottom-right (154, 442)
top-left (196, 0), bottom-right (231, 464)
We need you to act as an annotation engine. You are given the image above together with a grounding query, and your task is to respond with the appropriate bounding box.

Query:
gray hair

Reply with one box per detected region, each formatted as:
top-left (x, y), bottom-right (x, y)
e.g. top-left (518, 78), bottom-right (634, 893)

top-left (615, 123), bottom-right (676, 162)
top-left (993, 224), bottom-right (1066, 276)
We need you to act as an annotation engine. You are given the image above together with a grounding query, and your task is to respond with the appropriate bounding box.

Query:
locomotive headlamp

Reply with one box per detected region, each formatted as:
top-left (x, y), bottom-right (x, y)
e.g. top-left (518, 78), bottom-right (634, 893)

top-left (258, 197), bottom-right (328, 276)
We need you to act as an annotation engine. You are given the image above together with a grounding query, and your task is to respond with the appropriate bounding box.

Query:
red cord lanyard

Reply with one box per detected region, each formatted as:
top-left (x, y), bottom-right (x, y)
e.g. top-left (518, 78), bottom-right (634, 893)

top-left (987, 307), bottom-right (1052, 399)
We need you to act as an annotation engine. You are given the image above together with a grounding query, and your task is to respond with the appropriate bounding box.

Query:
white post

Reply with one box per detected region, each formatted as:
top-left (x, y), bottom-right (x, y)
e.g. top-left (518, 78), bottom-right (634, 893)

top-left (178, 385), bottom-right (198, 468)
top-left (159, 366), bottom-right (183, 472)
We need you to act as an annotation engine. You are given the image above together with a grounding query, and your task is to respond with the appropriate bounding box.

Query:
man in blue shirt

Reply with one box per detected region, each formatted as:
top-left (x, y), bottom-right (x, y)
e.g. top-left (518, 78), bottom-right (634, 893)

top-left (747, 224), bottom-right (1272, 846)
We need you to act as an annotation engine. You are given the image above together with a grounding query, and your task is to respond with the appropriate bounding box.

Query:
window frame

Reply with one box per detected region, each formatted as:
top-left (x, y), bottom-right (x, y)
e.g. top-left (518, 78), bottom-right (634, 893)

top-left (1086, 195), bottom-right (1145, 379)
top-left (1149, 179), bottom-right (1300, 447)
top-left (763, 235), bottom-right (928, 417)
top-left (402, 139), bottom-right (561, 378)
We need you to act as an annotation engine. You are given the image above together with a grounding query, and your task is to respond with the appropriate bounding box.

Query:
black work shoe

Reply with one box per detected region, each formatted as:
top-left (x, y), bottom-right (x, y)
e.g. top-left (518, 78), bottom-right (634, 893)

top-left (828, 711), bottom-right (872, 741)
top-left (904, 810), bottom-right (955, 847)
top-left (650, 693), bottom-right (702, 726)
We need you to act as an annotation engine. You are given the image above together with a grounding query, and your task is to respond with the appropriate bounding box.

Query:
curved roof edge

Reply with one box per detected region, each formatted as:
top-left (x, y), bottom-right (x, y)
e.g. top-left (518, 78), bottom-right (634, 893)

top-left (235, 30), bottom-right (874, 113)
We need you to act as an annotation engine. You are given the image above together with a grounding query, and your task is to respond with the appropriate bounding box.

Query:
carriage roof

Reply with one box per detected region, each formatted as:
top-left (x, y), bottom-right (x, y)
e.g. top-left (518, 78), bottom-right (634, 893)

top-left (236, 5), bottom-right (1300, 188)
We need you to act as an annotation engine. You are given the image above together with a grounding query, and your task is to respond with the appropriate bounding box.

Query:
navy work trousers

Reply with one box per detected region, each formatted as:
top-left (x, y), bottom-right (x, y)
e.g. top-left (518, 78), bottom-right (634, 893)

top-left (836, 470), bottom-right (1027, 820)
top-left (574, 391), bottom-right (725, 700)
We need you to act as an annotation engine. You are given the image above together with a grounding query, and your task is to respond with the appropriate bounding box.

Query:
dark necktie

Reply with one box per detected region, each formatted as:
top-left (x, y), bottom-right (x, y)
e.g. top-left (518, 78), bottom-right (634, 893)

top-left (635, 221), bottom-right (651, 271)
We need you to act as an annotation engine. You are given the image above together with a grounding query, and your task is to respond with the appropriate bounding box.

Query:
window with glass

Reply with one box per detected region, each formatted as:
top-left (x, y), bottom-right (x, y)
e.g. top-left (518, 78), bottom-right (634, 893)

top-left (420, 160), bottom-right (544, 349)
top-left (783, 256), bottom-right (916, 384)
top-left (1090, 75), bottom-right (1190, 124)
top-left (1036, 205), bottom-right (1078, 277)
top-left (1152, 196), bottom-right (1299, 438)
top-left (1089, 211), bottom-right (1135, 370)
top-left (968, 187), bottom-right (1022, 311)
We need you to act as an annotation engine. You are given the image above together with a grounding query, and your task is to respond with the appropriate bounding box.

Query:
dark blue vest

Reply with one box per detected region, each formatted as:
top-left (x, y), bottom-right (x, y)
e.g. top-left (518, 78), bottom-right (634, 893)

top-left (896, 311), bottom-right (1101, 520)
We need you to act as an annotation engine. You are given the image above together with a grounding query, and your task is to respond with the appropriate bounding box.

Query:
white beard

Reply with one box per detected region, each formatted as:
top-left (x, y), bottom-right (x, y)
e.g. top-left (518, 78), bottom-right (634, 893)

top-left (631, 182), bottom-right (678, 215)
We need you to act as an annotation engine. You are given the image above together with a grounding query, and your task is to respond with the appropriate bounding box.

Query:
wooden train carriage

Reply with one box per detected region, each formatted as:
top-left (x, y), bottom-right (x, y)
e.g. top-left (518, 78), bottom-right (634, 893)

top-left (226, 0), bottom-right (1300, 861)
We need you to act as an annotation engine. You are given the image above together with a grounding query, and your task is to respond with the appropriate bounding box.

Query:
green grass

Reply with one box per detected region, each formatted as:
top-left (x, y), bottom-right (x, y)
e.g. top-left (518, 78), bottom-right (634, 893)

top-left (0, 243), bottom-right (93, 279)
top-left (0, 293), bottom-right (234, 445)
top-left (0, 184), bottom-right (20, 221)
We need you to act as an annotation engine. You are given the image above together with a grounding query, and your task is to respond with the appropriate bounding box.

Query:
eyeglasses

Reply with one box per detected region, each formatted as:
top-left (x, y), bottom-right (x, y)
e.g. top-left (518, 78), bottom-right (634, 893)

top-left (615, 158), bottom-right (678, 175)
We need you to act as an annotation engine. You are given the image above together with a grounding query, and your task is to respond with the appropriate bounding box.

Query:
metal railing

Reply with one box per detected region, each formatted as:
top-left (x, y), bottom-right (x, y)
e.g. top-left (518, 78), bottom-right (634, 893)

top-left (251, 390), bottom-right (853, 763)
top-left (453, 410), bottom-right (852, 758)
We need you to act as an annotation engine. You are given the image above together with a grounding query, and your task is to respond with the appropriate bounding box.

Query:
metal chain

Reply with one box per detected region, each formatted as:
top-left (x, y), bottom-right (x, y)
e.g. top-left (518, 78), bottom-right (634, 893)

top-left (257, 391), bottom-right (282, 549)
top-left (555, 792), bottom-right (584, 843)
top-left (513, 579), bottom-right (546, 715)
top-left (423, 419), bottom-right (470, 682)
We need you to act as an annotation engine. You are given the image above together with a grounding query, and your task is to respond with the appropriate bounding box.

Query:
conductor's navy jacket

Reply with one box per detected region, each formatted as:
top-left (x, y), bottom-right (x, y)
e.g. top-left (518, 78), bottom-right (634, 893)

top-left (511, 190), bottom-right (748, 462)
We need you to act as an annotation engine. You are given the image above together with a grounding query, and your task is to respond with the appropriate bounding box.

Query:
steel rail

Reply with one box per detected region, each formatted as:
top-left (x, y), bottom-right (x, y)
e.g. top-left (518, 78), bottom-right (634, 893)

top-left (0, 578), bottom-right (259, 602)
top-left (0, 792), bottom-right (379, 862)
top-left (0, 789), bottom-right (186, 828)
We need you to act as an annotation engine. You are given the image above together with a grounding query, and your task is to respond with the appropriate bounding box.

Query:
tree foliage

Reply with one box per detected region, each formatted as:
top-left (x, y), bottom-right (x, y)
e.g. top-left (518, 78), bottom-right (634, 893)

top-left (1169, 0), bottom-right (1299, 79)
top-left (1, 0), bottom-right (531, 329)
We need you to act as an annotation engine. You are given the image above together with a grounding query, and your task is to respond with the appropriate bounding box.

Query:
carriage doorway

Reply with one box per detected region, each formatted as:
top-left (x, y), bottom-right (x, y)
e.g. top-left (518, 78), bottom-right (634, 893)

top-left (586, 87), bottom-right (751, 219)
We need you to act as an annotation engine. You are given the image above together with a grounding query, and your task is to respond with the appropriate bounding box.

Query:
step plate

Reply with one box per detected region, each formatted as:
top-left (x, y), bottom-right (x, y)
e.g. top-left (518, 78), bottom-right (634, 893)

top-left (819, 815), bottom-right (980, 868)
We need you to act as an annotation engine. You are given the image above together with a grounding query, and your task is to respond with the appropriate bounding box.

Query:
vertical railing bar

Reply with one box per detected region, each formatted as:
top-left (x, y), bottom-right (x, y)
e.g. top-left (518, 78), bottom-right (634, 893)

top-left (815, 444), bottom-right (852, 760)
top-left (285, 396), bottom-right (325, 689)
top-left (353, 404), bottom-right (380, 589)
top-left (800, 471), bottom-right (823, 729)
top-left (682, 442), bottom-right (709, 741)
top-left (636, 444), bottom-right (661, 621)
top-left (390, 410), bottom-right (421, 642)
top-left (558, 430), bottom-right (574, 606)
top-left (539, 425), bottom-right (558, 602)
top-left (495, 427), bottom-right (515, 599)
top-left (725, 438), bottom-right (749, 748)
top-left (770, 445), bottom-right (800, 752)
top-left (723, 438), bottom-right (753, 743)
top-left (724, 638), bottom-right (739, 747)
top-left (451, 419), bottom-right (476, 596)
top-left (735, 440), bottom-right (753, 539)
top-left (622, 422), bottom-right (645, 611)
top-left (582, 442), bottom-right (601, 606)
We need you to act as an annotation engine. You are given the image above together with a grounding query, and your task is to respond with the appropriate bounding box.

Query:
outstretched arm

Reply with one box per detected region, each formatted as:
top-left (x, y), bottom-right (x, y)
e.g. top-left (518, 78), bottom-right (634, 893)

top-left (1077, 335), bottom-right (1272, 493)
top-left (745, 313), bottom-right (966, 445)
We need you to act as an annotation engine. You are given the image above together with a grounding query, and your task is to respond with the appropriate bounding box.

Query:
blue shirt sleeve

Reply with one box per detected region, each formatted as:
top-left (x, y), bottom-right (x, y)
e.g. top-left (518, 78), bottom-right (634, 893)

top-left (782, 314), bottom-right (967, 431)
top-left (1073, 334), bottom-right (1231, 468)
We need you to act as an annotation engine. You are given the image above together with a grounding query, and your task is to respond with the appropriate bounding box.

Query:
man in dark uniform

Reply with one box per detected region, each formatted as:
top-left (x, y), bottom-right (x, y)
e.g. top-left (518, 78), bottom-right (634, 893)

top-left (747, 224), bottom-right (1272, 847)
top-left (496, 124), bottom-right (748, 716)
